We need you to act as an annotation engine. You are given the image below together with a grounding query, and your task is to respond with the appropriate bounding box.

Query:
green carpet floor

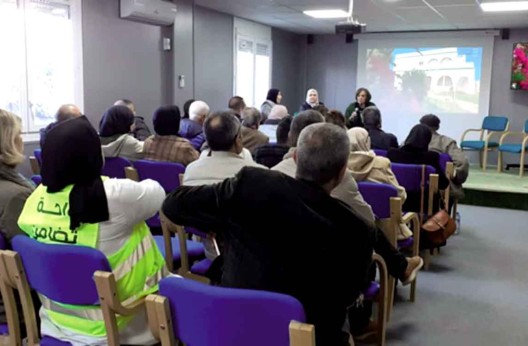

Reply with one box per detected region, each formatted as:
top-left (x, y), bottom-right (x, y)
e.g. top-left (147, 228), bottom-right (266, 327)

top-left (459, 165), bottom-right (528, 210)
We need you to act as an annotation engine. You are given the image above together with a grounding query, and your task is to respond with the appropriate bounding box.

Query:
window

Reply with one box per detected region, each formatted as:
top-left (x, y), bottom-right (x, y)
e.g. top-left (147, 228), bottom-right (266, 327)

top-left (234, 18), bottom-right (272, 108)
top-left (0, 0), bottom-right (82, 137)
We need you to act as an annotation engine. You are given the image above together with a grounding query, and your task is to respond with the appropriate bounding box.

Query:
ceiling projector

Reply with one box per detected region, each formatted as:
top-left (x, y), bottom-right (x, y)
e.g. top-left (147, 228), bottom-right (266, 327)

top-left (335, 20), bottom-right (366, 34)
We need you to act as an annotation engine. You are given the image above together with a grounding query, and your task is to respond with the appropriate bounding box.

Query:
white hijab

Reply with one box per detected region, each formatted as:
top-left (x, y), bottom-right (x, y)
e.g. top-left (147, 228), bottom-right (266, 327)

top-left (305, 88), bottom-right (319, 107)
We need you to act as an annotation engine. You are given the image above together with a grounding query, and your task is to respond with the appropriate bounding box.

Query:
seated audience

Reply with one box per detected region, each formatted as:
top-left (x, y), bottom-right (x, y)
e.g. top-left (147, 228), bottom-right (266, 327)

top-left (299, 88), bottom-right (324, 112)
top-left (264, 104), bottom-right (288, 125)
top-left (272, 110), bottom-right (374, 223)
top-left (325, 110), bottom-right (347, 129)
top-left (420, 114), bottom-right (469, 199)
top-left (143, 105), bottom-right (199, 165)
top-left (163, 123), bottom-right (374, 346)
top-left (0, 109), bottom-right (35, 242)
top-left (39, 104), bottom-right (82, 148)
top-left (114, 99), bottom-right (152, 141)
top-left (183, 111), bottom-right (266, 260)
top-left (228, 96), bottom-right (246, 120)
top-left (260, 88), bottom-right (282, 123)
top-left (387, 124), bottom-right (450, 213)
top-left (179, 100), bottom-right (208, 150)
top-left (240, 107), bottom-right (269, 153)
top-left (347, 127), bottom-right (412, 239)
top-left (17, 116), bottom-right (168, 345)
top-left (363, 106), bottom-right (399, 150)
top-left (255, 115), bottom-right (293, 168)
top-left (100, 105), bottom-right (144, 161)
top-left (347, 127), bottom-right (406, 200)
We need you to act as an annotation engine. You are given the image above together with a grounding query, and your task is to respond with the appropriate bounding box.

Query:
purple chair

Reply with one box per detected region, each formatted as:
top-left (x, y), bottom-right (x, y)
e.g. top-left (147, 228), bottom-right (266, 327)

top-left (391, 163), bottom-right (438, 216)
top-left (145, 276), bottom-right (315, 346)
top-left (8, 236), bottom-right (114, 345)
top-left (128, 160), bottom-right (205, 270)
top-left (102, 157), bottom-right (132, 179)
top-left (373, 149), bottom-right (388, 157)
top-left (358, 182), bottom-right (420, 306)
top-left (132, 160), bottom-right (185, 228)
top-left (34, 149), bottom-right (42, 167)
top-left (30, 174), bottom-right (42, 186)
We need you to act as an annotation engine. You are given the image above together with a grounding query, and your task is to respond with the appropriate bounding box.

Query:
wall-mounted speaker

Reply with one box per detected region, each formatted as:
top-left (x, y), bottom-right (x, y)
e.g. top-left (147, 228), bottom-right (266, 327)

top-left (307, 34), bottom-right (314, 45)
top-left (345, 34), bottom-right (354, 44)
top-left (501, 28), bottom-right (510, 40)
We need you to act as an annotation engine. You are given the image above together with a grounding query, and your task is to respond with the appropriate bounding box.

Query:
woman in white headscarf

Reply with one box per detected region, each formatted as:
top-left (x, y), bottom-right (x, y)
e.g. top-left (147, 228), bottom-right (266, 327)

top-left (299, 88), bottom-right (324, 112)
top-left (347, 127), bottom-right (412, 239)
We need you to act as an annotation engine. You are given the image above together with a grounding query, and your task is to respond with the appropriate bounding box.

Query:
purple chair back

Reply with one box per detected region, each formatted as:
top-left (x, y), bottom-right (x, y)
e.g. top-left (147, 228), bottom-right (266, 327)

top-left (102, 157), bottom-right (132, 179)
top-left (133, 160), bottom-right (185, 194)
top-left (439, 153), bottom-right (452, 175)
top-left (11, 236), bottom-right (111, 305)
top-left (390, 163), bottom-right (436, 193)
top-left (160, 277), bottom-right (306, 346)
top-left (30, 174), bottom-right (42, 186)
top-left (34, 149), bottom-right (42, 167)
top-left (373, 149), bottom-right (388, 157)
top-left (357, 182), bottom-right (398, 219)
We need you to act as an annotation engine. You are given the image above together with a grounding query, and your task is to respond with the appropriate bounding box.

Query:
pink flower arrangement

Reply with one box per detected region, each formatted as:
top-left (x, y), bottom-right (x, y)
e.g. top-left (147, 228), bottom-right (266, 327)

top-left (511, 43), bottom-right (528, 90)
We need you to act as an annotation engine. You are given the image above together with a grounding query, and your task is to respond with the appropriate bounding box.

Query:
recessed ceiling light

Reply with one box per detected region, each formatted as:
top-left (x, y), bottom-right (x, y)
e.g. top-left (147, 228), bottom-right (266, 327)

top-left (480, 1), bottom-right (528, 12)
top-left (303, 9), bottom-right (349, 19)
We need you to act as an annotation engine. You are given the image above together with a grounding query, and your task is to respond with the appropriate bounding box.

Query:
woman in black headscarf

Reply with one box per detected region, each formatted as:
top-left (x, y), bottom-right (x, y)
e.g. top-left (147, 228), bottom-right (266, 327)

top-left (16, 116), bottom-right (168, 345)
top-left (143, 105), bottom-right (198, 165)
top-left (260, 88), bottom-right (282, 123)
top-left (387, 124), bottom-right (449, 212)
top-left (99, 105), bottom-right (144, 161)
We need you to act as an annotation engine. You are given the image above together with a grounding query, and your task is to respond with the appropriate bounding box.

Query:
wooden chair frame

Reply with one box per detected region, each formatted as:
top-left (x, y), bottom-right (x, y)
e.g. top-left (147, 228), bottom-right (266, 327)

top-left (93, 271), bottom-right (148, 346)
top-left (1, 249), bottom-right (144, 346)
top-left (460, 121), bottom-right (509, 171)
top-left (159, 211), bottom-right (210, 284)
top-left (145, 293), bottom-right (317, 346)
top-left (497, 129), bottom-right (528, 177)
top-left (376, 198), bottom-right (420, 323)
top-left (0, 251), bottom-right (22, 346)
top-left (29, 156), bottom-right (40, 175)
top-left (369, 253), bottom-right (388, 346)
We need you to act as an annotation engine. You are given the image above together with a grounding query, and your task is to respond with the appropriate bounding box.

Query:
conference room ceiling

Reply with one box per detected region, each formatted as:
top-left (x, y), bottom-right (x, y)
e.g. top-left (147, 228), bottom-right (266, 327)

top-left (194, 0), bottom-right (528, 34)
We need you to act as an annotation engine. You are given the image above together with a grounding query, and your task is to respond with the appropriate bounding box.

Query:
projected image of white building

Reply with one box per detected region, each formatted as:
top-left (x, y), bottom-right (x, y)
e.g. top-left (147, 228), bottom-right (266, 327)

top-left (366, 47), bottom-right (483, 114)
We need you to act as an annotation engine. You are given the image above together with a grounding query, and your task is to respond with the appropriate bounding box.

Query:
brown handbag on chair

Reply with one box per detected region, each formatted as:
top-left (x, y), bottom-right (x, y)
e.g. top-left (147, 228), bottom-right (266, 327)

top-left (419, 165), bottom-right (457, 247)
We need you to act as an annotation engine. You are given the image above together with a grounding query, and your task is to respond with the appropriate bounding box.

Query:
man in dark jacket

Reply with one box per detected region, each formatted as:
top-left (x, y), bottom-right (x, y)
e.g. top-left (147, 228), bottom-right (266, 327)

top-left (363, 106), bottom-right (399, 150)
top-left (163, 123), bottom-right (374, 345)
top-left (114, 99), bottom-right (152, 141)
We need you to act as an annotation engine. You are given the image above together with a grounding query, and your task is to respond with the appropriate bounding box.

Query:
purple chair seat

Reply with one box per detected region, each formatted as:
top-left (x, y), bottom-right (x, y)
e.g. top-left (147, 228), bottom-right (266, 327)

top-left (185, 226), bottom-right (208, 239)
top-left (190, 258), bottom-right (213, 276)
top-left (41, 336), bottom-right (73, 346)
top-left (0, 324), bottom-right (7, 335)
top-left (397, 237), bottom-right (414, 249)
top-left (153, 236), bottom-right (205, 262)
top-left (363, 281), bottom-right (380, 300)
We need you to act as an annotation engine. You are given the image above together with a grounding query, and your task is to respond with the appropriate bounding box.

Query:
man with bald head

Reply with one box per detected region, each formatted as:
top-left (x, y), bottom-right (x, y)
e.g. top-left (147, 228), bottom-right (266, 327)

top-left (39, 104), bottom-right (82, 148)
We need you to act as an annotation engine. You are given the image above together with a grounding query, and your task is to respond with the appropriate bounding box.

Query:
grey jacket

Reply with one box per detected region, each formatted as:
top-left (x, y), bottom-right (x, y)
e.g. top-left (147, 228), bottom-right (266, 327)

top-left (429, 132), bottom-right (469, 199)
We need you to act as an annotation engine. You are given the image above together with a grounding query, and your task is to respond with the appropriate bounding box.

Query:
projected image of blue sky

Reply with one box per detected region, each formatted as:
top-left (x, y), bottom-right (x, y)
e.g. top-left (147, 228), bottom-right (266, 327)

top-left (366, 47), bottom-right (483, 114)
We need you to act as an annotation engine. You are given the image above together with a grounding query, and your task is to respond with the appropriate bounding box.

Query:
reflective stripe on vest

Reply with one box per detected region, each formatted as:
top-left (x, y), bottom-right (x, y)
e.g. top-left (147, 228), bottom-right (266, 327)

top-left (17, 181), bottom-right (167, 337)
